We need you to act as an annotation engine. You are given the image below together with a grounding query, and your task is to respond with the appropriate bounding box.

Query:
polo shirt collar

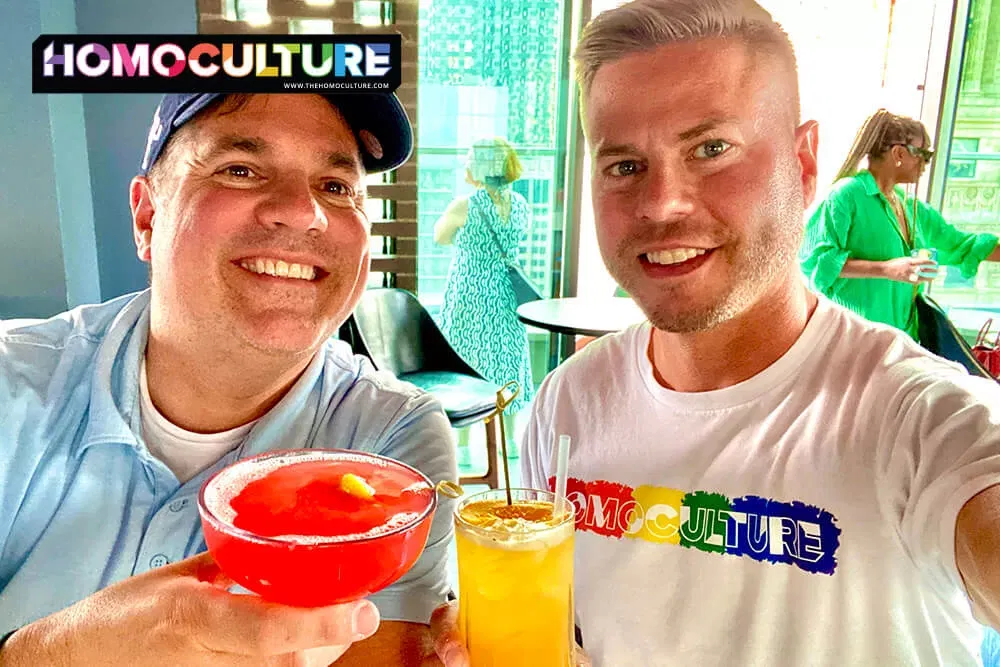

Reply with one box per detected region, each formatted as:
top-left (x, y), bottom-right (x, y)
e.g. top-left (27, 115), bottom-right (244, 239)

top-left (79, 291), bottom-right (150, 453)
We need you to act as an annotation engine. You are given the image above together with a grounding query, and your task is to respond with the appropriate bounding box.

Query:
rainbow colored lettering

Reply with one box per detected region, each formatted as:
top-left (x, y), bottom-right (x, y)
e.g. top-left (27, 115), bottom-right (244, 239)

top-left (549, 477), bottom-right (841, 575)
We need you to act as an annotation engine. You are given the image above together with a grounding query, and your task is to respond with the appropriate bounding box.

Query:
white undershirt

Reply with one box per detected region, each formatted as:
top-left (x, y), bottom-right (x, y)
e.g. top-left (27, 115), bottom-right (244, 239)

top-left (139, 358), bottom-right (257, 483)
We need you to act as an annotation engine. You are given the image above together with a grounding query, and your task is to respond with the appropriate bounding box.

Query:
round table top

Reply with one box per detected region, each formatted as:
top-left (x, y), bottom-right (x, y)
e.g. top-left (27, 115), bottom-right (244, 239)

top-left (517, 297), bottom-right (646, 337)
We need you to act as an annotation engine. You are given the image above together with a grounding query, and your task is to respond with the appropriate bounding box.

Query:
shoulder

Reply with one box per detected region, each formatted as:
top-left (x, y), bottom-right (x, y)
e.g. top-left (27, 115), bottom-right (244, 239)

top-left (0, 294), bottom-right (139, 389)
top-left (317, 339), bottom-right (434, 407)
top-left (533, 323), bottom-right (645, 412)
top-left (822, 175), bottom-right (868, 208)
top-left (511, 190), bottom-right (530, 213)
top-left (812, 298), bottom-right (997, 415)
top-left (315, 340), bottom-right (449, 440)
top-left (314, 340), bottom-right (455, 481)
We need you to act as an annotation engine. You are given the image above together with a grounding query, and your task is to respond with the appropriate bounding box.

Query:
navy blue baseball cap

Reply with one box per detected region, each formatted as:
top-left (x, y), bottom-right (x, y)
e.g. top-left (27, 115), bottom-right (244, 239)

top-left (139, 93), bottom-right (413, 175)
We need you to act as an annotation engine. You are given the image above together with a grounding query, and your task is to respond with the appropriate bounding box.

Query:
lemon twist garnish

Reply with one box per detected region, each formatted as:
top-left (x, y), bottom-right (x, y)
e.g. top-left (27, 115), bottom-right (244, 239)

top-left (341, 473), bottom-right (376, 500)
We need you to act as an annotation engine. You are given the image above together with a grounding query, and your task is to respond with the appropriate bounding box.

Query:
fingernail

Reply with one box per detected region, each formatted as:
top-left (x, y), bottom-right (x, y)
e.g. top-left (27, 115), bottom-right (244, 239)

top-left (352, 601), bottom-right (380, 639)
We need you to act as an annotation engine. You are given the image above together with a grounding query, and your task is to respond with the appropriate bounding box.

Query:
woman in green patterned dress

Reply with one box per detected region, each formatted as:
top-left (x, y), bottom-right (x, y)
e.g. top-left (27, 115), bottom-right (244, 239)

top-left (434, 137), bottom-right (535, 460)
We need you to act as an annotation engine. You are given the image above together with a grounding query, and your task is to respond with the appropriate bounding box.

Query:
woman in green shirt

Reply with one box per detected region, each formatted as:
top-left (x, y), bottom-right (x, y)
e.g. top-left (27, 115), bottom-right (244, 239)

top-left (800, 110), bottom-right (1000, 339)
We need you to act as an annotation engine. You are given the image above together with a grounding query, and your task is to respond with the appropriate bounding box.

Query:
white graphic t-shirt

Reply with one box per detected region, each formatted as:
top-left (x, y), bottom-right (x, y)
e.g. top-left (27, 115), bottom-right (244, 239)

top-left (522, 296), bottom-right (1000, 666)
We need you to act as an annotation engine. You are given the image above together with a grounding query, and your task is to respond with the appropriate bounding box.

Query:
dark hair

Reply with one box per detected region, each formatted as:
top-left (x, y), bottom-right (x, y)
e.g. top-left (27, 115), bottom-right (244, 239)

top-left (833, 109), bottom-right (930, 181)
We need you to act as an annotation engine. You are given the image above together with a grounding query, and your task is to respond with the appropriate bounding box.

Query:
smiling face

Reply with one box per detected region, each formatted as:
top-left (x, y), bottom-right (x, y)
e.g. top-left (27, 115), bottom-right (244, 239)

top-left (584, 38), bottom-right (817, 333)
top-left (131, 94), bottom-right (370, 358)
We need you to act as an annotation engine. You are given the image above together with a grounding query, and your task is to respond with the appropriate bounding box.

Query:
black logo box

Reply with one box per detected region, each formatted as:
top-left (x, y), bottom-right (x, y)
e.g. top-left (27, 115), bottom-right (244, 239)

top-left (33, 34), bottom-right (402, 94)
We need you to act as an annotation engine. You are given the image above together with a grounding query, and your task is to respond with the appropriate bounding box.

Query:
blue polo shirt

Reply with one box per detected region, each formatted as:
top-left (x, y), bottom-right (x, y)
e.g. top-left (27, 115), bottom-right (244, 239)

top-left (0, 291), bottom-right (457, 633)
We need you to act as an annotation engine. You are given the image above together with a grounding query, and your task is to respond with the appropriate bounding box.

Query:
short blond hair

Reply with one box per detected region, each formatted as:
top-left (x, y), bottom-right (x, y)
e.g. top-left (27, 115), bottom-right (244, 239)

top-left (574, 0), bottom-right (800, 120)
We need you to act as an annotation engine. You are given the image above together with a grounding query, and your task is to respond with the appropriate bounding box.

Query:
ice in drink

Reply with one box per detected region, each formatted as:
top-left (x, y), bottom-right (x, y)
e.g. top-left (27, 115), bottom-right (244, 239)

top-left (455, 489), bottom-right (575, 666)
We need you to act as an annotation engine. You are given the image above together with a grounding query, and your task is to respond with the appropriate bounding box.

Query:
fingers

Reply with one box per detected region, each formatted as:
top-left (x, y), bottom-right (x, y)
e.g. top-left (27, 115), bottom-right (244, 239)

top-left (575, 644), bottom-right (594, 667)
top-left (430, 602), bottom-right (467, 667)
top-left (202, 595), bottom-right (380, 656)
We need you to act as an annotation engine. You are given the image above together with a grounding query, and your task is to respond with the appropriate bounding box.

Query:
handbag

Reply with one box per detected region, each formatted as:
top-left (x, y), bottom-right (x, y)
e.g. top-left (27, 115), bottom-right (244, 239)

top-left (483, 219), bottom-right (543, 306)
top-left (972, 319), bottom-right (1000, 378)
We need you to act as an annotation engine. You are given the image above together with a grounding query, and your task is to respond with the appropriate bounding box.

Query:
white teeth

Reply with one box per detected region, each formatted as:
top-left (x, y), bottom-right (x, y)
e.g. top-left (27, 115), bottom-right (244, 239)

top-left (646, 248), bottom-right (707, 266)
top-left (239, 259), bottom-right (318, 281)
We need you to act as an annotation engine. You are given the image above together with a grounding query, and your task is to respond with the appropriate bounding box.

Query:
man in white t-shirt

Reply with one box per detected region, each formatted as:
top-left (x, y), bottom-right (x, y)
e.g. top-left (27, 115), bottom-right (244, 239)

top-left (431, 0), bottom-right (1000, 665)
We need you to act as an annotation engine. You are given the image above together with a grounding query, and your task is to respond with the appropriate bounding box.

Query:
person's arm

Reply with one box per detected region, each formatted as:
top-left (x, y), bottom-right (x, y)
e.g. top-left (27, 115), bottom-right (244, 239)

top-left (800, 187), bottom-right (856, 295)
top-left (841, 256), bottom-right (938, 284)
top-left (917, 199), bottom-right (999, 278)
top-left (878, 365), bottom-right (1000, 634)
top-left (988, 245), bottom-right (1000, 262)
top-left (433, 197), bottom-right (469, 246)
top-left (0, 553), bottom-right (378, 666)
top-left (956, 486), bottom-right (1000, 630)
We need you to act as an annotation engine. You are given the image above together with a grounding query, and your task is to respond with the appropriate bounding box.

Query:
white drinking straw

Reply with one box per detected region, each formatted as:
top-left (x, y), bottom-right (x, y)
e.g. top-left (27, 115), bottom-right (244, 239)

top-left (554, 434), bottom-right (571, 514)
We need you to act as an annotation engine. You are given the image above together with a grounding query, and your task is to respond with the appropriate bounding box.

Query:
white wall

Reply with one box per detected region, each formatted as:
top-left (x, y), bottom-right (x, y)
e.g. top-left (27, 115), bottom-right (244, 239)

top-left (0, 0), bottom-right (197, 318)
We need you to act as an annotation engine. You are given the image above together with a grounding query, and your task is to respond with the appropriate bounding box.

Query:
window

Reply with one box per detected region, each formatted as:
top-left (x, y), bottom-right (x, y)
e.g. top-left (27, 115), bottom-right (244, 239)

top-left (947, 138), bottom-right (981, 179)
top-left (931, 0), bottom-right (1000, 324)
top-left (416, 0), bottom-right (573, 388)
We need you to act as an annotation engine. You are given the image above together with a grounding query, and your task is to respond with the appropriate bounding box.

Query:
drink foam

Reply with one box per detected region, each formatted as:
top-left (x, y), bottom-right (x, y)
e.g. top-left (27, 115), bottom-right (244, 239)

top-left (457, 500), bottom-right (574, 549)
top-left (203, 451), bottom-right (432, 544)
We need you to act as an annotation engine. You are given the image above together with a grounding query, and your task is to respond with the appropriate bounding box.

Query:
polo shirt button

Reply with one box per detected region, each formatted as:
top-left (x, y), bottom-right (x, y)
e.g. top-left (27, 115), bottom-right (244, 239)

top-left (168, 499), bottom-right (188, 512)
top-left (150, 554), bottom-right (170, 568)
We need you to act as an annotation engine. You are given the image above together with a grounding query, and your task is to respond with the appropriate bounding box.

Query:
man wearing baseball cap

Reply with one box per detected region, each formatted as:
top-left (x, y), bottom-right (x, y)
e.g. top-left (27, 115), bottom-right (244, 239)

top-left (0, 93), bottom-right (455, 665)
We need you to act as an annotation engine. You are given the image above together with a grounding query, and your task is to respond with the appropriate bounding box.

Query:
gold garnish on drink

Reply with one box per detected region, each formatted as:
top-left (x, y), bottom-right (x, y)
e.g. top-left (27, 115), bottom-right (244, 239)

top-left (341, 473), bottom-right (376, 500)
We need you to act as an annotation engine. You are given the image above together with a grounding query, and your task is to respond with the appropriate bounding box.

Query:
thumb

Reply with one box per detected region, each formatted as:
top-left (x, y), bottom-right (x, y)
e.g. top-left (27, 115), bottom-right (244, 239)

top-left (163, 551), bottom-right (235, 589)
top-left (430, 602), bottom-right (467, 667)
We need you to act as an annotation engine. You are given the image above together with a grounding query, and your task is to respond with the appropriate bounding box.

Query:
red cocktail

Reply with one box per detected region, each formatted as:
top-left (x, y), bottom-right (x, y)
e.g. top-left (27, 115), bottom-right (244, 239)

top-left (198, 449), bottom-right (437, 607)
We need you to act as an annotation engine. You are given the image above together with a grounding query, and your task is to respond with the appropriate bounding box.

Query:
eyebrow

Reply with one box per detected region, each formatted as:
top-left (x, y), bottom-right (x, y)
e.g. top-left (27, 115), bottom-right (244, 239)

top-left (198, 134), bottom-right (362, 173)
top-left (592, 118), bottom-right (742, 160)
top-left (198, 135), bottom-right (266, 162)
top-left (594, 143), bottom-right (641, 161)
top-left (677, 119), bottom-right (738, 141)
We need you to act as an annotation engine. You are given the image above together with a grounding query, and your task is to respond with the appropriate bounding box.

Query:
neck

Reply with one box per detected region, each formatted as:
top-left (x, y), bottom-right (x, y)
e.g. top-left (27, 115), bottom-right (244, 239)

top-left (143, 329), bottom-right (314, 433)
top-left (648, 272), bottom-right (817, 393)
top-left (868, 164), bottom-right (898, 198)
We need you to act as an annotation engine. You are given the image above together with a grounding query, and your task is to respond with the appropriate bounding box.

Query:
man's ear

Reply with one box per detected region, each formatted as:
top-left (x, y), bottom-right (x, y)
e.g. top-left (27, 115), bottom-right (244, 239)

top-left (794, 120), bottom-right (819, 208)
top-left (130, 176), bottom-right (156, 262)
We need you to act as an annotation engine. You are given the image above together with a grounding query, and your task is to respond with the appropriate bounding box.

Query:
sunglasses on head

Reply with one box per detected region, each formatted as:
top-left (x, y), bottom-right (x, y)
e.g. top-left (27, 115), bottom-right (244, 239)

top-left (898, 144), bottom-right (934, 162)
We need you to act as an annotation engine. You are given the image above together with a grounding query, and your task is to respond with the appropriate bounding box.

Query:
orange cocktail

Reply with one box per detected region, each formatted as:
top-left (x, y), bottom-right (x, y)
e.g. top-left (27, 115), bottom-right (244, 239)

top-left (455, 489), bottom-right (575, 666)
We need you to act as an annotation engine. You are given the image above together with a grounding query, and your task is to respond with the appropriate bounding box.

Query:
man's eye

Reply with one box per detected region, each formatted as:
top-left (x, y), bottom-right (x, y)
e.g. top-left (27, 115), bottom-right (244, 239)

top-left (609, 161), bottom-right (641, 177)
top-left (693, 140), bottom-right (732, 159)
top-left (220, 165), bottom-right (256, 179)
top-left (322, 180), bottom-right (354, 197)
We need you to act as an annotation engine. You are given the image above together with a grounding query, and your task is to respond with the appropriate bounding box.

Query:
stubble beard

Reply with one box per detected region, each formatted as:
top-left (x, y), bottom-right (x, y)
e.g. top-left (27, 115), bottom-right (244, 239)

top-left (608, 219), bottom-right (802, 334)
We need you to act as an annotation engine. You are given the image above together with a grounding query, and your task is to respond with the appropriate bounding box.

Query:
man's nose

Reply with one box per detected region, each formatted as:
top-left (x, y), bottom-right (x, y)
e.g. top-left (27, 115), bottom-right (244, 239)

top-left (255, 177), bottom-right (329, 234)
top-left (634, 165), bottom-right (696, 223)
